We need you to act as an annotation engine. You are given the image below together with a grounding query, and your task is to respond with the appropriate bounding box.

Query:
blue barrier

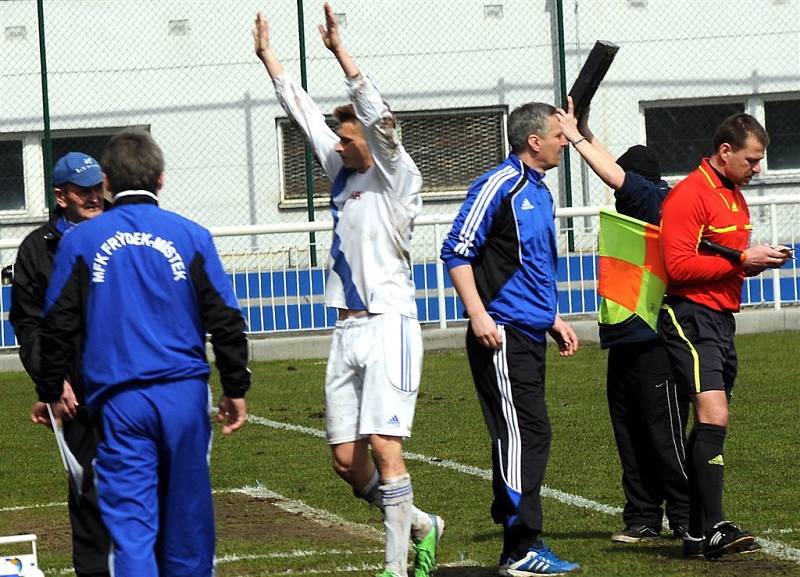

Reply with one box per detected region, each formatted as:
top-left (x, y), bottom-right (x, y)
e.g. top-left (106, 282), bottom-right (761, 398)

top-left (2, 248), bottom-right (798, 348)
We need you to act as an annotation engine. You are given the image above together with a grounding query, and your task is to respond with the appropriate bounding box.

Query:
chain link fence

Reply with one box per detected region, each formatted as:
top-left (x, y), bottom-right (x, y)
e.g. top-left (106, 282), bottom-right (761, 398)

top-left (1, 0), bottom-right (799, 264)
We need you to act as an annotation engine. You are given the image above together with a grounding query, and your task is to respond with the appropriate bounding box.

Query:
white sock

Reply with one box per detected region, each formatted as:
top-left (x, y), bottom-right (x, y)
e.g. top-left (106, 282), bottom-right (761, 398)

top-left (358, 470), bottom-right (432, 540)
top-left (380, 474), bottom-right (414, 576)
top-left (410, 507), bottom-right (432, 541)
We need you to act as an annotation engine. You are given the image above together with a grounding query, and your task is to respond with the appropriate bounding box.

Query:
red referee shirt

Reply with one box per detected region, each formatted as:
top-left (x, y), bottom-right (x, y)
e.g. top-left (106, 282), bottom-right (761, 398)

top-left (660, 158), bottom-right (752, 312)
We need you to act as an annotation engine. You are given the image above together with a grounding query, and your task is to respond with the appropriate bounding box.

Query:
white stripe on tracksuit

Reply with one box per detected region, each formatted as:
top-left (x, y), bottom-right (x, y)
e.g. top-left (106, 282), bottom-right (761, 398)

top-left (665, 381), bottom-right (688, 480)
top-left (492, 325), bottom-right (522, 494)
top-left (453, 166), bottom-right (519, 256)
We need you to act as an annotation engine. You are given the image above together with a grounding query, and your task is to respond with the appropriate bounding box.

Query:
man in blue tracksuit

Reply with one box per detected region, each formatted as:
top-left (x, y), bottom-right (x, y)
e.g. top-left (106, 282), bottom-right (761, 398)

top-left (36, 130), bottom-right (250, 577)
top-left (558, 99), bottom-right (691, 545)
top-left (441, 102), bottom-right (580, 576)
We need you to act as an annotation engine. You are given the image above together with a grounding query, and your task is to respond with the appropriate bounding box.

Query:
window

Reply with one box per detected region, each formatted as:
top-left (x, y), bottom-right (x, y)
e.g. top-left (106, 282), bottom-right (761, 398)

top-left (278, 106), bottom-right (507, 203)
top-left (0, 140), bottom-right (25, 211)
top-left (0, 127), bottom-right (140, 220)
top-left (644, 102), bottom-right (744, 175)
top-left (644, 95), bottom-right (800, 177)
top-left (45, 133), bottom-right (116, 174)
top-left (764, 98), bottom-right (800, 170)
top-left (279, 119), bottom-right (334, 202)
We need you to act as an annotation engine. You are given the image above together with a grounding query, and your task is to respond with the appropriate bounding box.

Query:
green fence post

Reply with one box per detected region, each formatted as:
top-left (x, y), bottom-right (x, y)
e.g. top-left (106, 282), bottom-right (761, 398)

top-left (297, 0), bottom-right (318, 267)
top-left (555, 0), bottom-right (575, 251)
top-left (37, 0), bottom-right (53, 215)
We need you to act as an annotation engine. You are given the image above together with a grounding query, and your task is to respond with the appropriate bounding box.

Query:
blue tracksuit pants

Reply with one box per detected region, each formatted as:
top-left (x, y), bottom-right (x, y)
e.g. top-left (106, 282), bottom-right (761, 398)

top-left (94, 378), bottom-right (214, 577)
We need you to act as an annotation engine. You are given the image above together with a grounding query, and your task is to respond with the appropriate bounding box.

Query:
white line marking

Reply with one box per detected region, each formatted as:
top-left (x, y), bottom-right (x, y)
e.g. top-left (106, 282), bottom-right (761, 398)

top-left (248, 414), bottom-right (326, 438)
top-left (247, 414), bottom-right (623, 515)
top-left (758, 538), bottom-right (800, 563)
top-left (49, 549), bottom-right (387, 575)
top-left (256, 562), bottom-right (381, 576)
top-left (763, 528), bottom-right (799, 535)
top-left (228, 483), bottom-right (383, 542)
top-left (242, 558), bottom-right (480, 577)
top-left (247, 414), bottom-right (800, 563)
top-left (0, 501), bottom-right (66, 513)
top-left (217, 548), bottom-right (384, 562)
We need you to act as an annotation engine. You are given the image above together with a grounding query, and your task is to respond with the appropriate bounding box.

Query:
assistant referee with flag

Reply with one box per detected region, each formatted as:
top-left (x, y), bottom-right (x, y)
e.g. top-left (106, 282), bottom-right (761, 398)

top-left (557, 98), bottom-right (690, 545)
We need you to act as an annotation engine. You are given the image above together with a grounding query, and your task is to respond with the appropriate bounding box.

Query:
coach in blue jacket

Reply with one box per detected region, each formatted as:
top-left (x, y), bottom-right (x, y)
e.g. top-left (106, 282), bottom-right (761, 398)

top-left (441, 102), bottom-right (580, 577)
top-left (36, 130), bottom-right (250, 577)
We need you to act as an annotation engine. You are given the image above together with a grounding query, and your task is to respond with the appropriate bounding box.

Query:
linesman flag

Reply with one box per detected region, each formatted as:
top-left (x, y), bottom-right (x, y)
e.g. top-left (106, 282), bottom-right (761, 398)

top-left (597, 209), bottom-right (666, 331)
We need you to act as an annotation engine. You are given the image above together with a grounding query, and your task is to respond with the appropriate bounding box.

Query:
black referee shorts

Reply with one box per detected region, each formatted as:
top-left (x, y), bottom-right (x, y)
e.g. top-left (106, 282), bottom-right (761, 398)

top-left (659, 297), bottom-right (737, 397)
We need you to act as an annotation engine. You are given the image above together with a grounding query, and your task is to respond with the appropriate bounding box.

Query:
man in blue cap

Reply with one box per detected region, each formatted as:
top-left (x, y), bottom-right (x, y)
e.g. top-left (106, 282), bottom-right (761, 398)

top-left (10, 151), bottom-right (110, 577)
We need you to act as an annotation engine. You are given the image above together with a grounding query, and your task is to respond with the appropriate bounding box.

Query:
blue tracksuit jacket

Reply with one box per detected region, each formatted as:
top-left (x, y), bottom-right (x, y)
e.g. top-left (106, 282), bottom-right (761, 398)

top-left (441, 154), bottom-right (558, 342)
top-left (38, 193), bottom-right (249, 409)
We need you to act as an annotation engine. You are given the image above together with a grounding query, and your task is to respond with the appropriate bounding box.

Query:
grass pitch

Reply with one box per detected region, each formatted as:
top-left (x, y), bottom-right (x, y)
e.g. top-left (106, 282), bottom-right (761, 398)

top-left (2, 330), bottom-right (800, 576)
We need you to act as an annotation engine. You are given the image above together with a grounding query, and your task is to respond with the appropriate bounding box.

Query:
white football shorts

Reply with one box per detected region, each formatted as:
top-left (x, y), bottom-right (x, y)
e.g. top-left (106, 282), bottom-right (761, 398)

top-left (325, 312), bottom-right (423, 444)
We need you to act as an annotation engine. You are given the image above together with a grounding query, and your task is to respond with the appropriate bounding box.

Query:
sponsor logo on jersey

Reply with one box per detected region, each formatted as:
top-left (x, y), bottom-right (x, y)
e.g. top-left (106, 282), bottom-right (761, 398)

top-left (520, 198), bottom-right (535, 210)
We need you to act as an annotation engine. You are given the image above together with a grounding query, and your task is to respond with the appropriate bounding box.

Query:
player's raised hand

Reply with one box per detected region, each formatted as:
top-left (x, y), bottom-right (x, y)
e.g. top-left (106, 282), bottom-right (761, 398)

top-left (556, 96), bottom-right (582, 144)
top-left (253, 12), bottom-right (285, 78)
top-left (216, 395), bottom-right (247, 435)
top-left (319, 2), bottom-right (343, 53)
top-left (253, 12), bottom-right (271, 60)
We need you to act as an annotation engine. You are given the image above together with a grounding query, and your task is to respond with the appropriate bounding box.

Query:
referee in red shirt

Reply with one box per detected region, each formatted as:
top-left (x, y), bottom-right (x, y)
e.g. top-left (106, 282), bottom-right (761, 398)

top-left (659, 113), bottom-right (789, 559)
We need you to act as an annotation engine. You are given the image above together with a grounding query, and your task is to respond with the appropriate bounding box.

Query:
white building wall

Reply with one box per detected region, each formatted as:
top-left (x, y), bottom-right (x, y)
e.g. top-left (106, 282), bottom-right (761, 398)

top-left (1, 0), bottom-right (798, 262)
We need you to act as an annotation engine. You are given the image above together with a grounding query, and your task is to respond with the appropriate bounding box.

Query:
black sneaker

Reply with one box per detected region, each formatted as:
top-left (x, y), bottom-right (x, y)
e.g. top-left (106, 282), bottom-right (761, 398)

top-left (611, 525), bottom-right (660, 543)
top-left (672, 525), bottom-right (689, 540)
top-left (741, 540), bottom-right (762, 555)
top-left (703, 521), bottom-right (755, 559)
top-left (682, 535), bottom-right (704, 558)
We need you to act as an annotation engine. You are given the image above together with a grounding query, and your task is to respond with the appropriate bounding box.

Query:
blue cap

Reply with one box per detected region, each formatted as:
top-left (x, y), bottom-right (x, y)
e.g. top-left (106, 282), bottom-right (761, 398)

top-left (52, 152), bottom-right (103, 187)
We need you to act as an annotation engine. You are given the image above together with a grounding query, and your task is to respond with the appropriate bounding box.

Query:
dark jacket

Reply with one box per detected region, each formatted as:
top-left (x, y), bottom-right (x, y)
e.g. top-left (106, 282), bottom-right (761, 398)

top-left (10, 211), bottom-right (86, 401)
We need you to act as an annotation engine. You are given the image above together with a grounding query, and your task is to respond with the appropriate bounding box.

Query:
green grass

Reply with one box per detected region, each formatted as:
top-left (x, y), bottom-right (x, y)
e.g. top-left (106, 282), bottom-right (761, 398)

top-left (2, 331), bottom-right (800, 576)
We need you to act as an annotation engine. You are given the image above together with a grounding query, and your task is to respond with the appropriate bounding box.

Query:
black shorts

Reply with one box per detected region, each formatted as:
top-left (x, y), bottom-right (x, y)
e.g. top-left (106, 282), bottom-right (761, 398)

top-left (659, 297), bottom-right (737, 397)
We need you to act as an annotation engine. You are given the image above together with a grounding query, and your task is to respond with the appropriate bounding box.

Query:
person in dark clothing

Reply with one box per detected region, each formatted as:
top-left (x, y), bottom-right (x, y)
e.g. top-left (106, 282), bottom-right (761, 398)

top-left (10, 152), bottom-right (111, 577)
top-left (557, 99), bottom-right (690, 543)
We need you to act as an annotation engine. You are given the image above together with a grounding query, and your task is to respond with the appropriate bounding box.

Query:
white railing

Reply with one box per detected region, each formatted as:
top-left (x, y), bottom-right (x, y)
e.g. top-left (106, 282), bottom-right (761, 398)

top-left (2, 195), bottom-right (800, 348)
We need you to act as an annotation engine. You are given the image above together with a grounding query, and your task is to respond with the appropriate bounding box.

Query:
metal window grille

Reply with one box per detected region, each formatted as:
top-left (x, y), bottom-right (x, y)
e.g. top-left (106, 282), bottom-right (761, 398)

top-left (279, 107), bottom-right (506, 201)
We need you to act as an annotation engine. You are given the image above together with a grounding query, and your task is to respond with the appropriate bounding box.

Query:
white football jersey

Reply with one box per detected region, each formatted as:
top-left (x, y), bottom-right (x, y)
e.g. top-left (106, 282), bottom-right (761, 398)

top-left (273, 73), bottom-right (422, 317)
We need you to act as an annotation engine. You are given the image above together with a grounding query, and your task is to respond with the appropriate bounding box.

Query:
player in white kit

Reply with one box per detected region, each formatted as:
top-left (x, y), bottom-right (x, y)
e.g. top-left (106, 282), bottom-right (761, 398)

top-left (254, 5), bottom-right (443, 577)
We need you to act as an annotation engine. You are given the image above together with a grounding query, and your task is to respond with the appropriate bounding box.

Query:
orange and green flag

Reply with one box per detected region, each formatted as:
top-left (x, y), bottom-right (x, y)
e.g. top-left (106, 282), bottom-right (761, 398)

top-left (598, 209), bottom-right (666, 331)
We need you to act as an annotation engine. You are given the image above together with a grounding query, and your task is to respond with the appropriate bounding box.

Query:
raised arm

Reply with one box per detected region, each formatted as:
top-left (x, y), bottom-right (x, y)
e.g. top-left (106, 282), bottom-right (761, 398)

top-left (253, 12), bottom-right (285, 80)
top-left (319, 2), bottom-right (359, 79)
top-left (557, 97), bottom-right (625, 190)
top-left (320, 3), bottom-right (408, 177)
top-left (253, 11), bottom-right (342, 180)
